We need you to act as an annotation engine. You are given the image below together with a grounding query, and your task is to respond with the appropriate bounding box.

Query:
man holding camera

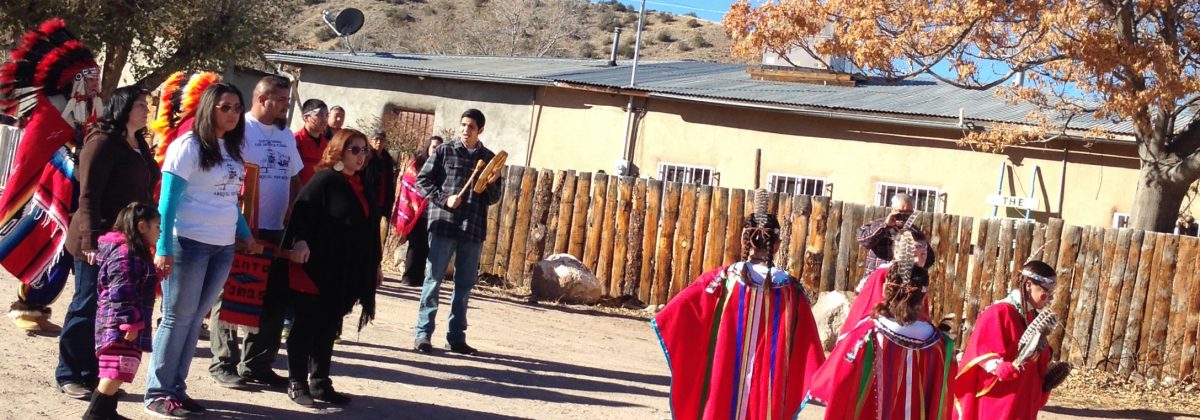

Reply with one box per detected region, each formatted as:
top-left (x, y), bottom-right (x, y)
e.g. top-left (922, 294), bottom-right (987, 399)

top-left (857, 193), bottom-right (927, 273)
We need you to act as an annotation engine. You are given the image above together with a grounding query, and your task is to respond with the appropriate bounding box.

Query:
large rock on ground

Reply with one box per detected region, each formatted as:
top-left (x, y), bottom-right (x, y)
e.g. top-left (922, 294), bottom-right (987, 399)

top-left (812, 291), bottom-right (854, 351)
top-left (530, 254), bottom-right (603, 304)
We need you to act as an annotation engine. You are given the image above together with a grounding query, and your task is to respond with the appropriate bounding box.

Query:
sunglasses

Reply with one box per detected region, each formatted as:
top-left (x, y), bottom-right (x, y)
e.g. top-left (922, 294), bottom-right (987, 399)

top-left (346, 146), bottom-right (367, 155)
top-left (215, 103), bottom-right (243, 113)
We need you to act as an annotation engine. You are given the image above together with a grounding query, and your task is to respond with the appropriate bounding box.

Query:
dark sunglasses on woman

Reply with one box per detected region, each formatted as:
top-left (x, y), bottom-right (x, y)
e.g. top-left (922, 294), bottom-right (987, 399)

top-left (347, 146), bottom-right (367, 155)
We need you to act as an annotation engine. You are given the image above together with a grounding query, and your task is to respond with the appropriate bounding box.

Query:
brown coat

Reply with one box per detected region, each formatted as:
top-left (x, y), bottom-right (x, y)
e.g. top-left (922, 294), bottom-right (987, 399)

top-left (65, 129), bottom-right (160, 258)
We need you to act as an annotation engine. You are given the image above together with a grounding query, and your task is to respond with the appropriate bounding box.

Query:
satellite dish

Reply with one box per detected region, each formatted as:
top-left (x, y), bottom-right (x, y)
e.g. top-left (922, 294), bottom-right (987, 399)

top-left (335, 8), bottom-right (365, 36)
top-left (321, 8), bottom-right (366, 54)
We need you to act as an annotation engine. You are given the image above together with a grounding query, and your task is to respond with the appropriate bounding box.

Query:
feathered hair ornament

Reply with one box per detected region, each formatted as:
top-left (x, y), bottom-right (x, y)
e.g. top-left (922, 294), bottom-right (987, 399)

top-left (150, 71), bottom-right (222, 165)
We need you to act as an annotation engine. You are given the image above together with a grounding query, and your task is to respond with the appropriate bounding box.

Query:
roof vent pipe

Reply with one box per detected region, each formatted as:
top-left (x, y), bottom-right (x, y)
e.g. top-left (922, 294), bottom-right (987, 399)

top-left (608, 27), bottom-right (622, 66)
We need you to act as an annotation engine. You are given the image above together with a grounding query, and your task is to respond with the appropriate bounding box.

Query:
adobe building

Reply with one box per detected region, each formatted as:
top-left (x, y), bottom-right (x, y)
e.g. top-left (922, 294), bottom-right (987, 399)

top-left (267, 50), bottom-right (1147, 229)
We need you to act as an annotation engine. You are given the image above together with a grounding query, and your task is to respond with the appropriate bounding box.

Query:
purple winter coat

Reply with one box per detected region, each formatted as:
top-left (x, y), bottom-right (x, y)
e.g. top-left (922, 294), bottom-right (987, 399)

top-left (94, 231), bottom-right (159, 354)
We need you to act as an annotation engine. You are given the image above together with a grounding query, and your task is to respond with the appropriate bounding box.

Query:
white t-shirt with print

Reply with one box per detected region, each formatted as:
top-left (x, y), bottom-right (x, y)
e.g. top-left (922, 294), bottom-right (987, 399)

top-left (162, 133), bottom-right (244, 246)
top-left (242, 113), bottom-right (301, 230)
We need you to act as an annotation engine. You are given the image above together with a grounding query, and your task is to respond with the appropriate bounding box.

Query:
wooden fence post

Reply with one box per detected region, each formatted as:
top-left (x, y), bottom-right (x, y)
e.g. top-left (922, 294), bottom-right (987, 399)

top-left (1166, 236), bottom-right (1197, 380)
top-left (623, 179), bottom-right (647, 298)
top-left (551, 171), bottom-right (577, 255)
top-left (802, 197), bottom-right (828, 293)
top-left (689, 187), bottom-right (714, 281)
top-left (595, 176), bottom-right (619, 286)
top-left (582, 174), bottom-right (610, 273)
top-left (567, 173), bottom-right (592, 260)
top-left (1119, 232), bottom-right (1160, 375)
top-left (1144, 234), bottom-right (1179, 379)
top-left (669, 184), bottom-right (699, 299)
top-left (637, 180), bottom-right (663, 305)
top-left (1107, 229), bottom-right (1144, 372)
top-left (993, 219), bottom-right (1016, 303)
top-left (543, 170), bottom-right (568, 257)
top-left (787, 195), bottom-right (812, 280)
top-left (1093, 229), bottom-right (1133, 371)
top-left (820, 201), bottom-right (843, 292)
top-left (493, 166), bottom-right (524, 277)
top-left (520, 170), bottom-right (554, 288)
top-left (835, 203), bottom-right (863, 291)
top-left (1067, 227), bottom-right (1105, 365)
top-left (1180, 235), bottom-right (1200, 381)
top-left (723, 189), bottom-right (746, 265)
top-left (774, 192), bottom-right (793, 270)
top-left (651, 181), bottom-right (682, 306)
top-left (703, 187), bottom-right (730, 270)
top-left (609, 177), bottom-right (636, 297)
top-left (1047, 224), bottom-right (1082, 359)
top-left (506, 167), bottom-right (538, 286)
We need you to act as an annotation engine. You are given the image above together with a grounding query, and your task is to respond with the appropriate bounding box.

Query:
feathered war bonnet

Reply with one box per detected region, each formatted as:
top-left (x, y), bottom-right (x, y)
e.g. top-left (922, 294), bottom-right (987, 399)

top-left (149, 71), bottom-right (222, 165)
top-left (0, 19), bottom-right (99, 123)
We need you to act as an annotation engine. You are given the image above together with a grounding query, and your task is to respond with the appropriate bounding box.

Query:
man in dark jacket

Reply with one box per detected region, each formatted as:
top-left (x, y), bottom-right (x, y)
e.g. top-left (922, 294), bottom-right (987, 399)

top-left (413, 109), bottom-right (502, 355)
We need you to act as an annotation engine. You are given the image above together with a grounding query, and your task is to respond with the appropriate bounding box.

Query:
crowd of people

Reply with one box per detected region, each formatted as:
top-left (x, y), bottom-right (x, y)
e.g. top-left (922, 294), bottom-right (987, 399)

top-left (0, 18), bottom-right (1068, 420)
top-left (0, 20), bottom-right (505, 418)
top-left (655, 192), bottom-right (1069, 420)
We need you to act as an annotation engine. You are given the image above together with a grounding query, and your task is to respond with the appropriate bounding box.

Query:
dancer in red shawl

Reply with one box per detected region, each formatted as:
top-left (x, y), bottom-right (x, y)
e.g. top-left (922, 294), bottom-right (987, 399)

top-left (806, 231), bottom-right (955, 420)
top-left (954, 260), bottom-right (1068, 420)
top-left (0, 19), bottom-right (102, 333)
top-left (653, 189), bottom-right (824, 420)
top-left (838, 229), bottom-right (930, 339)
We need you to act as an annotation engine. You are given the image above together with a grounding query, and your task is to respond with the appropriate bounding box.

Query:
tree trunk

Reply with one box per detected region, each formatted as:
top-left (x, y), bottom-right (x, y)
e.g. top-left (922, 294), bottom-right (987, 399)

top-left (1128, 163), bottom-right (1190, 233)
top-left (99, 38), bottom-right (132, 99)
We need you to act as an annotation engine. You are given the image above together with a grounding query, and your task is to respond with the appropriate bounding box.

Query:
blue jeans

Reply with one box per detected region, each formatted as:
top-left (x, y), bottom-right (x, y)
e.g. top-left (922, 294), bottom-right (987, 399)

top-left (145, 237), bottom-right (234, 402)
top-left (415, 232), bottom-right (483, 344)
top-left (54, 259), bottom-right (97, 386)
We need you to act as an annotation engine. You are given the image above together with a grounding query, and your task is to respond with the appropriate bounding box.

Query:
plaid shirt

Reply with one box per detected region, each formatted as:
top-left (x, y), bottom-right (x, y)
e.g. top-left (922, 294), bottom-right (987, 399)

top-left (856, 218), bottom-right (927, 273)
top-left (417, 140), bottom-right (503, 242)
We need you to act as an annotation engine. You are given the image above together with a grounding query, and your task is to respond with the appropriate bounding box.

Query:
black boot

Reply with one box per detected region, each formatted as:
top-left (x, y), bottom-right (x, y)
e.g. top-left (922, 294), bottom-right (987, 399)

top-left (82, 392), bottom-right (129, 420)
top-left (309, 378), bottom-right (351, 405)
top-left (288, 380), bottom-right (314, 407)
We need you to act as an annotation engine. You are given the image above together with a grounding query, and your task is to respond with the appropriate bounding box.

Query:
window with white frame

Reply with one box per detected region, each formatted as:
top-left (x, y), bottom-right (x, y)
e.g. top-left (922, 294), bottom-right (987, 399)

top-left (658, 163), bottom-right (715, 186)
top-left (876, 182), bottom-right (940, 213)
top-left (1112, 213), bottom-right (1130, 229)
top-left (768, 173), bottom-right (827, 196)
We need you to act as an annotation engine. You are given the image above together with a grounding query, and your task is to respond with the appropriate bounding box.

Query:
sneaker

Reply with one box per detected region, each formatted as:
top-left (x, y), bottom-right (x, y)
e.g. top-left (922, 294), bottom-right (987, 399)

top-left (288, 381), bottom-right (314, 407)
top-left (58, 381), bottom-right (92, 400)
top-left (447, 341), bottom-right (479, 355)
top-left (179, 397), bottom-right (206, 415)
top-left (414, 338), bottom-right (432, 353)
top-left (211, 370), bottom-right (248, 389)
top-left (144, 397), bottom-right (188, 419)
top-left (242, 369), bottom-right (289, 388)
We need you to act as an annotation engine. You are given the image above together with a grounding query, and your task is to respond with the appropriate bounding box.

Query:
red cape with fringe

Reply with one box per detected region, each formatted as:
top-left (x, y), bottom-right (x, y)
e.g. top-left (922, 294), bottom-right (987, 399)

top-left (952, 301), bottom-right (1050, 420)
top-left (810, 317), bottom-right (954, 420)
top-left (653, 264), bottom-right (825, 420)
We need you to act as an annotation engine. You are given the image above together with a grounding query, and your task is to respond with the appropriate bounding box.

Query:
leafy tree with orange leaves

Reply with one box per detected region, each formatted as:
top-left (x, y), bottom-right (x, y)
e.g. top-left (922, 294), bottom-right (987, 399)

top-left (724, 0), bottom-right (1200, 232)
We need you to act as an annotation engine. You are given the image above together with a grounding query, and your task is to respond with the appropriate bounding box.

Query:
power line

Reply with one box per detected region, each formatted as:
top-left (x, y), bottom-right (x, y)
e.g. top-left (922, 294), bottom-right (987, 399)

top-left (642, 0), bottom-right (727, 16)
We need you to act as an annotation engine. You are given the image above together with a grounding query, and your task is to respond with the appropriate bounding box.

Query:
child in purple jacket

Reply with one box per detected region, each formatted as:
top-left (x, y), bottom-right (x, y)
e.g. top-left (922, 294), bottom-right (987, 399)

top-left (83, 202), bottom-right (160, 420)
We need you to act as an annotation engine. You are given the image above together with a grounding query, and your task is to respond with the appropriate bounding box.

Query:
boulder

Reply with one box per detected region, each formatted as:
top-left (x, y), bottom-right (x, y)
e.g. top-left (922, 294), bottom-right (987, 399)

top-left (530, 254), bottom-right (603, 305)
top-left (811, 291), bottom-right (854, 351)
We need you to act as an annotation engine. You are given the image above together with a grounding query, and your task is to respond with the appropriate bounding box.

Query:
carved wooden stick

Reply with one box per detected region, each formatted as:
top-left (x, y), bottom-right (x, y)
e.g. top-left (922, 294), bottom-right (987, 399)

top-left (458, 160), bottom-right (486, 198)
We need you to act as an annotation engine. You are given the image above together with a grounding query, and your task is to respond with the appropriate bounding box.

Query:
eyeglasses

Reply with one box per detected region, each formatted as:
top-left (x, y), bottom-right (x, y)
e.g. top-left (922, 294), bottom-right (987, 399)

top-left (215, 103), bottom-right (243, 113)
top-left (346, 146), bottom-right (367, 155)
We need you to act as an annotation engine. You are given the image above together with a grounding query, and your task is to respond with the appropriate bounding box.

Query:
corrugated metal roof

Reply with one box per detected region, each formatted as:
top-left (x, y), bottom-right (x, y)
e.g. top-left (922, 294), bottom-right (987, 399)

top-left (267, 50), bottom-right (1140, 135)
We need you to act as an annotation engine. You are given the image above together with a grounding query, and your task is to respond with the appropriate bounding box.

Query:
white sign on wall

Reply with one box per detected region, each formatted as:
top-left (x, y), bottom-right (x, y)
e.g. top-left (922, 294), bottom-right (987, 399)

top-left (987, 195), bottom-right (1039, 210)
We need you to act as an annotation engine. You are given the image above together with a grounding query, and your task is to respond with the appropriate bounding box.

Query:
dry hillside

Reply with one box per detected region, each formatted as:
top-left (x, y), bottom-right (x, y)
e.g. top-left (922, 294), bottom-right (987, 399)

top-left (287, 0), bottom-right (740, 62)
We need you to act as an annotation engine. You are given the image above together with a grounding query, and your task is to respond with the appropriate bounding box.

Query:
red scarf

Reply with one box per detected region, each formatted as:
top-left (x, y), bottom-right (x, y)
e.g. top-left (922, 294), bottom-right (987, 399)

top-left (344, 173), bottom-right (369, 218)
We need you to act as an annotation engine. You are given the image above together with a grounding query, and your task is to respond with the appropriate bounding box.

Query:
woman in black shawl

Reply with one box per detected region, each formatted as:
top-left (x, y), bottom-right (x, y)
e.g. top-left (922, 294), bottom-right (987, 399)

top-left (283, 128), bottom-right (381, 407)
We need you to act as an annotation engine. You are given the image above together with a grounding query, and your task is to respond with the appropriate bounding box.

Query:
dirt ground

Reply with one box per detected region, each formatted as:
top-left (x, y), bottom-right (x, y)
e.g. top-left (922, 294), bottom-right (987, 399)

top-left (2, 269), bottom-right (1198, 419)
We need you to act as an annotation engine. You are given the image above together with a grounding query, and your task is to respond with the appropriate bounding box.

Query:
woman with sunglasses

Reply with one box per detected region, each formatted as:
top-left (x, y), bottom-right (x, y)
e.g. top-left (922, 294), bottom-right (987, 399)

top-left (282, 128), bottom-right (381, 406)
top-left (144, 82), bottom-right (256, 418)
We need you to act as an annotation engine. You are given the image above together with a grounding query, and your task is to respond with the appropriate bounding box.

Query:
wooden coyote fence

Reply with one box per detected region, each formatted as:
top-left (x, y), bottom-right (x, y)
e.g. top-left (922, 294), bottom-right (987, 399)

top-left (387, 165), bottom-right (1200, 383)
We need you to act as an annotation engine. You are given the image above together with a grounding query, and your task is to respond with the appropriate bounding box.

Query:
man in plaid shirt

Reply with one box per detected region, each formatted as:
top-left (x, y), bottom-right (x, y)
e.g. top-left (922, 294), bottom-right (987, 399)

top-left (413, 109), bottom-right (502, 355)
top-left (856, 193), bottom-right (930, 273)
